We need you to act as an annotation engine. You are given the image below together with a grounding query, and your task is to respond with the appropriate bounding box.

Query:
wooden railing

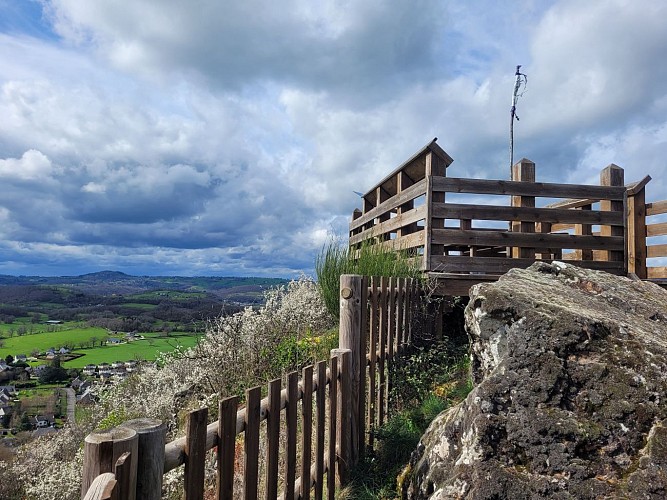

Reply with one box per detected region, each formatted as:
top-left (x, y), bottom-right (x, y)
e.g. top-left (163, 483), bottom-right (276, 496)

top-left (644, 197), bottom-right (667, 280)
top-left (81, 276), bottom-right (421, 500)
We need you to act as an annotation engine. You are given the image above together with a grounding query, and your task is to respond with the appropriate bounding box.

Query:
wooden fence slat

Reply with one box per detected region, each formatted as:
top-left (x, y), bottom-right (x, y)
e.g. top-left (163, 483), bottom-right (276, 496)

top-left (83, 473), bottom-right (117, 500)
top-left (113, 452), bottom-right (132, 500)
top-left (327, 356), bottom-right (338, 500)
top-left (378, 277), bottom-right (388, 428)
top-left (244, 386), bottom-right (261, 500)
top-left (396, 277), bottom-right (405, 353)
top-left (301, 366), bottom-right (313, 500)
top-left (368, 277), bottom-right (378, 451)
top-left (349, 205), bottom-right (427, 245)
top-left (185, 408), bottom-right (208, 500)
top-left (284, 372), bottom-right (298, 500)
top-left (648, 266), bottom-right (667, 279)
top-left (217, 396), bottom-right (238, 500)
top-left (333, 350), bottom-right (351, 485)
top-left (386, 277), bottom-right (396, 417)
top-left (266, 378), bottom-right (282, 500)
top-left (358, 275), bottom-right (368, 459)
top-left (648, 244), bottom-right (667, 258)
top-left (429, 255), bottom-right (626, 274)
top-left (315, 361), bottom-right (327, 499)
top-left (648, 222), bottom-right (667, 237)
top-left (647, 199), bottom-right (667, 216)
top-left (349, 179), bottom-right (428, 230)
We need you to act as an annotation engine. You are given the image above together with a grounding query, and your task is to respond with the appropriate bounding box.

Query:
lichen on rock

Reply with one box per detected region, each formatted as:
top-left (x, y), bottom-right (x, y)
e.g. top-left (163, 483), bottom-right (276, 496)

top-left (406, 262), bottom-right (667, 499)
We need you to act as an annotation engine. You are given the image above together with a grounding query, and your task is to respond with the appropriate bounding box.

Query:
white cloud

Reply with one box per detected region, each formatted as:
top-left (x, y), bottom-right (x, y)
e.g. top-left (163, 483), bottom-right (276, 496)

top-left (0, 149), bottom-right (55, 180)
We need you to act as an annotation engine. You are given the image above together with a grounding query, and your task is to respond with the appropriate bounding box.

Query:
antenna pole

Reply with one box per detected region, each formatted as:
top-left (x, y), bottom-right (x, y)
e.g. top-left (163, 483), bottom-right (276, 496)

top-left (510, 65), bottom-right (527, 177)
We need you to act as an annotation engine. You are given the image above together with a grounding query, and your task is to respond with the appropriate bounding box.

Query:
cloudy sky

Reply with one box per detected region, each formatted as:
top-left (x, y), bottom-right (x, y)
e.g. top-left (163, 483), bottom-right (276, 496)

top-left (0, 0), bottom-right (666, 277)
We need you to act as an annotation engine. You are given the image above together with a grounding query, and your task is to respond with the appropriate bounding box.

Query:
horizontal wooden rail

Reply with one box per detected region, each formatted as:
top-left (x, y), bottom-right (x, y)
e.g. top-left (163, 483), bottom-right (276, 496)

top-left (648, 244), bottom-right (667, 258)
top-left (432, 203), bottom-right (623, 225)
top-left (430, 255), bottom-right (626, 275)
top-left (431, 176), bottom-right (626, 200)
top-left (431, 228), bottom-right (625, 251)
top-left (164, 368), bottom-right (331, 473)
top-left (349, 204), bottom-right (426, 245)
top-left (648, 267), bottom-right (667, 279)
top-left (647, 222), bottom-right (667, 238)
top-left (647, 200), bottom-right (667, 216)
top-left (349, 179), bottom-right (427, 230)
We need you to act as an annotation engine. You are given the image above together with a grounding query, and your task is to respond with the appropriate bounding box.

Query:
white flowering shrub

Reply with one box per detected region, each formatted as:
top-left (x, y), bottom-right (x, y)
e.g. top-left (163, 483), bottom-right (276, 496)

top-left (0, 276), bottom-right (334, 499)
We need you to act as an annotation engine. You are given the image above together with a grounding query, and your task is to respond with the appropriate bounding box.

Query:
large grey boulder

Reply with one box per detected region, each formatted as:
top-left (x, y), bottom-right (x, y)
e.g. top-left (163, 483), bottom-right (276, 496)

top-left (406, 262), bottom-right (667, 499)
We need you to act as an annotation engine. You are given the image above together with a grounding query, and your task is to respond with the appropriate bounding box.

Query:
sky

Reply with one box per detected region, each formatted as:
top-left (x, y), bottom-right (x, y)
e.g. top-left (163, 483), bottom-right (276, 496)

top-left (0, 0), bottom-right (666, 278)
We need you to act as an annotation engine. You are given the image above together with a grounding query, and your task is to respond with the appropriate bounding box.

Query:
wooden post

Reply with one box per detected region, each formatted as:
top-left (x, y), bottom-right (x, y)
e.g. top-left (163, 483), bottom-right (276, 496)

top-left (114, 452), bottom-right (132, 500)
top-left (600, 164), bottom-right (625, 263)
top-left (217, 396), bottom-right (239, 500)
top-left (338, 274), bottom-right (362, 466)
top-left (120, 418), bottom-right (166, 500)
top-left (184, 408), bottom-right (208, 500)
top-left (628, 187), bottom-right (648, 278)
top-left (82, 427), bottom-right (138, 500)
top-left (575, 205), bottom-right (593, 261)
top-left (332, 348), bottom-right (352, 485)
top-left (511, 159), bottom-right (536, 259)
top-left (425, 151), bottom-right (447, 271)
top-left (265, 378), bottom-right (281, 500)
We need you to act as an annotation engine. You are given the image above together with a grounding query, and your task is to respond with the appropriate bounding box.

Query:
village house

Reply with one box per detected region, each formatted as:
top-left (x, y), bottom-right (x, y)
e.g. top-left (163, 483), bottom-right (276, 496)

top-left (82, 364), bottom-right (96, 376)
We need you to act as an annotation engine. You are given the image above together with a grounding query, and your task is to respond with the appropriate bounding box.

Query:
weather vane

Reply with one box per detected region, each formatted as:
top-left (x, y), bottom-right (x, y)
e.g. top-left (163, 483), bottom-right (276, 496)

top-left (510, 64), bottom-right (528, 176)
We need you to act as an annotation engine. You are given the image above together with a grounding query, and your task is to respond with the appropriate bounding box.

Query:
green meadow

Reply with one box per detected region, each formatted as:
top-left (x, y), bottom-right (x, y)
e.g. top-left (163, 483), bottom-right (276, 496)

top-left (0, 326), bottom-right (109, 356)
top-left (61, 334), bottom-right (201, 367)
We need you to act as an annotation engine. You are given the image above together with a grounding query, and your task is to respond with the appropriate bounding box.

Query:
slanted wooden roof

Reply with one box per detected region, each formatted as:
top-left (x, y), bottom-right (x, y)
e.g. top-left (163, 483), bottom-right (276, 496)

top-left (361, 138), bottom-right (453, 200)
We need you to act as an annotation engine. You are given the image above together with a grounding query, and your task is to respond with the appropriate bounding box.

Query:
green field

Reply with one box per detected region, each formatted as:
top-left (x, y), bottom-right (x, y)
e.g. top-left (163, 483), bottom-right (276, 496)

top-left (61, 334), bottom-right (201, 367)
top-left (0, 326), bottom-right (109, 356)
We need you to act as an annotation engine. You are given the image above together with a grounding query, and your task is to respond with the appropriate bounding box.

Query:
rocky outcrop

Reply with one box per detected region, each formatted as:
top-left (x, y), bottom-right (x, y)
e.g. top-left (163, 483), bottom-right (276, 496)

top-left (406, 262), bottom-right (667, 499)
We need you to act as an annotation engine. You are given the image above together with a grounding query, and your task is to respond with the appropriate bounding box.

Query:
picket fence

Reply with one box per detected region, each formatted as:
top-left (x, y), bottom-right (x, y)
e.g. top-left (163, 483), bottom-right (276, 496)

top-left (81, 275), bottom-right (421, 500)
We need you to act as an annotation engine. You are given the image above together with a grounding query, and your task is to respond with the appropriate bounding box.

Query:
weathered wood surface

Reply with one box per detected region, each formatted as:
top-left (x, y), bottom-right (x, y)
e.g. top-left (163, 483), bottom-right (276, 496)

top-left (315, 361), bottom-right (327, 499)
top-left (184, 407), bottom-right (207, 500)
top-left (349, 205), bottom-right (426, 245)
top-left (628, 187), bottom-right (647, 277)
top-left (431, 176), bottom-right (626, 200)
top-left (217, 396), bottom-right (238, 500)
top-left (647, 222), bottom-right (667, 237)
top-left (350, 179), bottom-right (427, 230)
top-left (430, 256), bottom-right (626, 274)
top-left (327, 356), bottom-right (338, 500)
top-left (113, 452), bottom-right (132, 500)
top-left (648, 244), bottom-right (667, 258)
top-left (244, 386), bottom-right (261, 500)
top-left (120, 418), bottom-right (165, 500)
top-left (431, 203), bottom-right (624, 225)
top-left (82, 473), bottom-right (117, 500)
top-left (266, 378), bottom-right (281, 500)
top-left (600, 165), bottom-right (625, 263)
top-left (648, 267), bottom-right (667, 279)
top-left (82, 427), bottom-right (138, 500)
top-left (284, 372), bottom-right (298, 500)
top-left (301, 365), bottom-right (313, 500)
top-left (431, 228), bottom-right (625, 250)
top-left (647, 199), bottom-right (667, 216)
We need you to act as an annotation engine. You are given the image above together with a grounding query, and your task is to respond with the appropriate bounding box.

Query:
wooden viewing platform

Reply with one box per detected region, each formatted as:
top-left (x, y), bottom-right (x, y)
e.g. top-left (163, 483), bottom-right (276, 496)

top-left (349, 139), bottom-right (667, 295)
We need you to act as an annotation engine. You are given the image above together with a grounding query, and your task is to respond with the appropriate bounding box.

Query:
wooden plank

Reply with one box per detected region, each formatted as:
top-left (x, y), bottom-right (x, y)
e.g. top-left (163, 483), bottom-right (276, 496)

top-left (185, 408), bottom-right (208, 500)
top-left (431, 176), bottom-right (626, 200)
top-left (648, 222), bottom-right (667, 237)
top-left (647, 199), bottom-right (667, 216)
top-left (266, 378), bottom-right (282, 500)
top-left (83, 473), bottom-right (117, 500)
top-left (626, 175), bottom-right (652, 196)
top-left (378, 277), bottom-right (387, 428)
top-left (576, 205), bottom-right (593, 261)
top-left (284, 372), bottom-right (298, 500)
top-left (327, 356), bottom-right (338, 499)
top-left (217, 396), bottom-right (238, 500)
top-left (315, 361), bottom-right (327, 499)
top-left (511, 159), bottom-right (535, 259)
top-left (628, 188), bottom-right (647, 277)
top-left (396, 277), bottom-right (405, 353)
top-left (432, 228), bottom-right (625, 250)
top-left (113, 452), bottom-right (132, 500)
top-left (350, 179), bottom-right (427, 230)
top-left (349, 205), bottom-right (427, 245)
top-left (429, 255), bottom-right (625, 274)
top-left (545, 198), bottom-right (600, 210)
top-left (386, 277), bottom-right (396, 419)
top-left (648, 244), bottom-right (667, 258)
top-left (358, 276), bottom-right (368, 459)
top-left (431, 203), bottom-right (624, 226)
top-left (333, 350), bottom-right (351, 485)
top-left (301, 366), bottom-right (313, 500)
top-left (367, 277), bottom-right (378, 452)
top-left (648, 267), bottom-right (667, 279)
top-left (244, 387), bottom-right (261, 500)
top-left (82, 427), bottom-right (138, 500)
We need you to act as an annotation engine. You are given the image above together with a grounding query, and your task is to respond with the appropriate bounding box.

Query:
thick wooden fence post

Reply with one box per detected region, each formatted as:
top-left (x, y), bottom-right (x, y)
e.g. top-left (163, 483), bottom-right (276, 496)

top-left (120, 418), bottom-right (166, 500)
top-left (600, 164), bottom-right (625, 264)
top-left (511, 158), bottom-right (536, 259)
top-left (628, 187), bottom-right (648, 278)
top-left (82, 427), bottom-right (138, 500)
top-left (338, 274), bottom-right (362, 467)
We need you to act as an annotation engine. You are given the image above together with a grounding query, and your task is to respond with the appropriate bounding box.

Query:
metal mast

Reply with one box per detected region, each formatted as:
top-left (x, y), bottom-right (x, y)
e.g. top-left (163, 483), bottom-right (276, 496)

top-left (510, 65), bottom-right (528, 175)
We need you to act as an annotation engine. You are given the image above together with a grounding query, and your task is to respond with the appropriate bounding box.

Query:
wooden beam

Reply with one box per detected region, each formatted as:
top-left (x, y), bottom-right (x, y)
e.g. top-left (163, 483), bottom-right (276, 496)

top-left (350, 179), bottom-right (427, 231)
top-left (647, 199), bottom-right (667, 216)
top-left (431, 228), bottom-right (625, 251)
top-left (600, 164), bottom-right (625, 263)
top-left (647, 222), bottom-right (667, 237)
top-left (429, 255), bottom-right (625, 274)
top-left (648, 244), bottom-right (667, 258)
top-left (431, 177), bottom-right (626, 200)
top-left (349, 205), bottom-right (426, 245)
top-left (627, 186), bottom-right (647, 278)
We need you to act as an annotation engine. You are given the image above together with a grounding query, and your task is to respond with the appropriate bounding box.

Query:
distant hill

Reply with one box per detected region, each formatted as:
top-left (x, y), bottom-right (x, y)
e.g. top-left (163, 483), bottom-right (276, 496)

top-left (0, 271), bottom-right (289, 299)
